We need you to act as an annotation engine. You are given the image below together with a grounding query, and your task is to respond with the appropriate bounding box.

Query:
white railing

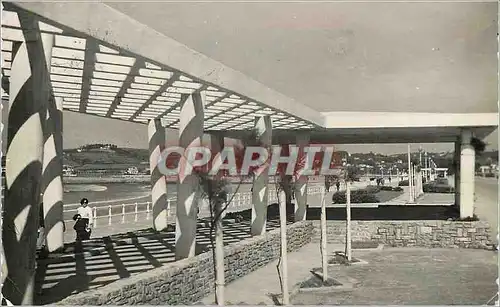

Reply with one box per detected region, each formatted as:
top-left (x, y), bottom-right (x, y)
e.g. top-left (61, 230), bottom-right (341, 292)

top-left (64, 185), bottom-right (325, 228)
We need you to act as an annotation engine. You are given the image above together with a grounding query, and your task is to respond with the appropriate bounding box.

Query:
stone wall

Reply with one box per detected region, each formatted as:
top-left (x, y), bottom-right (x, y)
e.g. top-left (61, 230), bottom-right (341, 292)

top-left (58, 221), bottom-right (314, 305)
top-left (312, 220), bottom-right (492, 249)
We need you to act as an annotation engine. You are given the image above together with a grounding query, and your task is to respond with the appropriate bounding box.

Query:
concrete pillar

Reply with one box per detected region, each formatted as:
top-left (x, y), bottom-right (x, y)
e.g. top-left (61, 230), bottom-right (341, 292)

top-left (251, 116), bottom-right (272, 236)
top-left (454, 139), bottom-right (460, 207)
top-left (175, 92), bottom-right (205, 259)
top-left (294, 133), bottom-right (309, 222)
top-left (3, 13), bottom-right (51, 305)
top-left (42, 95), bottom-right (64, 252)
top-left (148, 118), bottom-right (168, 231)
top-left (459, 129), bottom-right (475, 218)
top-left (40, 33), bottom-right (64, 253)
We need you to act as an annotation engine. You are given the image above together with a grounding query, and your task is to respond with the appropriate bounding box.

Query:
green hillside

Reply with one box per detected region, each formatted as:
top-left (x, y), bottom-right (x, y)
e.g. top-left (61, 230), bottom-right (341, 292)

top-left (64, 146), bottom-right (149, 168)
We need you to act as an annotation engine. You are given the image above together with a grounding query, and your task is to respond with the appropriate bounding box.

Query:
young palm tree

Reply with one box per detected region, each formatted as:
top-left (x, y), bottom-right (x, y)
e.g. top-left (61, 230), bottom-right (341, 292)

top-left (194, 133), bottom-right (259, 305)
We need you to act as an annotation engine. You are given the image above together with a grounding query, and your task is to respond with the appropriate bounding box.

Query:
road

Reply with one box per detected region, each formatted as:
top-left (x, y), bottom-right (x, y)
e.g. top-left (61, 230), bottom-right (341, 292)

top-left (473, 177), bottom-right (498, 244)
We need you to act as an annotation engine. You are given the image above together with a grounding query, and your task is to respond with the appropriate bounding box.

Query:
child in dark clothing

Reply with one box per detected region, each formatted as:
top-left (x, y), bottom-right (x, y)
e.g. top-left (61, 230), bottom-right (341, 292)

top-left (73, 214), bottom-right (90, 241)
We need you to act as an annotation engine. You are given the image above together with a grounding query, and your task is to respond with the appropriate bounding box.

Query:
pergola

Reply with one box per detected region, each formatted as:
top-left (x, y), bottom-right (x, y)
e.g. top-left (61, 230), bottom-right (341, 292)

top-left (1, 2), bottom-right (498, 304)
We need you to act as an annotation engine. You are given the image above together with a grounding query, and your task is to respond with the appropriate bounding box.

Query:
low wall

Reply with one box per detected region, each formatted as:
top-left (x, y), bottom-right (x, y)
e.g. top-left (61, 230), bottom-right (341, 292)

top-left (58, 221), bottom-right (314, 305)
top-left (63, 176), bottom-right (150, 184)
top-left (312, 220), bottom-right (493, 249)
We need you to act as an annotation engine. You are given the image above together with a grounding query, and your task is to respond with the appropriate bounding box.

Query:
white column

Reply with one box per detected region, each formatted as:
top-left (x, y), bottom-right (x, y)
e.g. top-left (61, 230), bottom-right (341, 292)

top-left (148, 118), bottom-right (168, 231)
top-left (3, 14), bottom-right (51, 305)
top-left (459, 129), bottom-right (475, 218)
top-left (42, 95), bottom-right (64, 252)
top-left (251, 116), bottom-right (272, 236)
top-left (294, 133), bottom-right (309, 222)
top-left (454, 139), bottom-right (460, 207)
top-left (38, 34), bottom-right (64, 252)
top-left (176, 92), bottom-right (205, 259)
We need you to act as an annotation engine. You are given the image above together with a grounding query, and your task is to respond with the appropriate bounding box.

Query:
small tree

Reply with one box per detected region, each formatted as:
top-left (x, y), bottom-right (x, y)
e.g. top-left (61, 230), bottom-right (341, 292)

top-left (273, 172), bottom-right (294, 305)
top-left (194, 133), bottom-right (259, 305)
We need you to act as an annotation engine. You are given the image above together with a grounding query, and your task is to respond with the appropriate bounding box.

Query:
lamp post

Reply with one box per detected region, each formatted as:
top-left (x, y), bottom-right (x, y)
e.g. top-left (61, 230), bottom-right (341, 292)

top-left (424, 152), bottom-right (429, 180)
top-left (419, 146), bottom-right (423, 167)
top-left (407, 144), bottom-right (413, 202)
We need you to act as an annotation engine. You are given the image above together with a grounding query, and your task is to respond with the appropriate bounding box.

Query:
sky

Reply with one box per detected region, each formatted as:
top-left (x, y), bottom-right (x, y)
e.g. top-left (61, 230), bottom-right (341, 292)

top-left (62, 110), bottom-right (498, 155)
top-left (2, 2), bottom-right (497, 155)
top-left (64, 2), bottom-right (497, 154)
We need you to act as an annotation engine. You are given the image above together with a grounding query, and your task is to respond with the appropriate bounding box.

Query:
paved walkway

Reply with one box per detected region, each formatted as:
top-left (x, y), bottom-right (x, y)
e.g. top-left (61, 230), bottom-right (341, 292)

top-left (201, 243), bottom-right (498, 305)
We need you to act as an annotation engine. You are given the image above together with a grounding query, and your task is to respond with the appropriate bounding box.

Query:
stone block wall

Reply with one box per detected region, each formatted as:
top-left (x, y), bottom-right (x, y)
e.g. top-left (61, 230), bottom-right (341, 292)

top-left (58, 221), bottom-right (314, 305)
top-left (312, 220), bottom-right (492, 249)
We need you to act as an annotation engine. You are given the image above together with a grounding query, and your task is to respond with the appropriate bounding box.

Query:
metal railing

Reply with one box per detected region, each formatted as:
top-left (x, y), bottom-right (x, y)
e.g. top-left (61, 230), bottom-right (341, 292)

top-left (64, 185), bottom-right (326, 228)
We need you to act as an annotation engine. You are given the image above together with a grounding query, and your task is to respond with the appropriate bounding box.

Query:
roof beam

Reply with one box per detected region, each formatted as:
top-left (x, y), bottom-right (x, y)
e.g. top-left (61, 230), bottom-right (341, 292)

top-left (105, 59), bottom-right (144, 117)
top-left (165, 91), bottom-right (231, 128)
top-left (11, 2), bottom-right (325, 127)
top-left (129, 72), bottom-right (180, 121)
top-left (79, 39), bottom-right (98, 112)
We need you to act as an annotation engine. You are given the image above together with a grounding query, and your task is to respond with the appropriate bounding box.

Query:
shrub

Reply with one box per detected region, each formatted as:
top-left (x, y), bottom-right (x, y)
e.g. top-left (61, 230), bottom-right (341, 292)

top-left (452, 214), bottom-right (479, 222)
top-left (364, 185), bottom-right (381, 194)
top-left (379, 186), bottom-right (393, 191)
top-left (423, 184), bottom-right (454, 193)
top-left (485, 173), bottom-right (495, 178)
top-left (392, 186), bottom-right (404, 192)
top-left (332, 189), bottom-right (380, 204)
top-left (398, 180), bottom-right (409, 186)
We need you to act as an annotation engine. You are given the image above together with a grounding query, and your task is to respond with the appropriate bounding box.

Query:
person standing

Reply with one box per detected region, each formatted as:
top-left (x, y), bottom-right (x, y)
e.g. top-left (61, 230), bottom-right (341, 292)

top-left (72, 214), bottom-right (90, 241)
top-left (77, 198), bottom-right (93, 239)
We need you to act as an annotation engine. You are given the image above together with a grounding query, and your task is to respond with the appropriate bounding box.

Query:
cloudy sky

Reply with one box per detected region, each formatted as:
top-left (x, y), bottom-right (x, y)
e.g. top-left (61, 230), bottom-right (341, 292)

top-left (3, 2), bottom-right (498, 155)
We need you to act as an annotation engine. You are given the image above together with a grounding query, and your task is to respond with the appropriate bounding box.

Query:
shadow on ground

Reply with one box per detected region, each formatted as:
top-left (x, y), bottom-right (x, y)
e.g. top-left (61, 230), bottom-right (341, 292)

top-left (35, 204), bottom-right (287, 305)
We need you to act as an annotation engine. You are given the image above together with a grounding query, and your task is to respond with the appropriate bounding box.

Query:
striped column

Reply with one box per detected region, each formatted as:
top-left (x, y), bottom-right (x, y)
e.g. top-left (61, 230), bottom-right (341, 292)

top-left (175, 92), bottom-right (205, 260)
top-left (251, 116), bottom-right (272, 236)
top-left (3, 12), bottom-right (52, 305)
top-left (40, 34), bottom-right (64, 252)
top-left (148, 118), bottom-right (168, 231)
top-left (294, 134), bottom-right (309, 222)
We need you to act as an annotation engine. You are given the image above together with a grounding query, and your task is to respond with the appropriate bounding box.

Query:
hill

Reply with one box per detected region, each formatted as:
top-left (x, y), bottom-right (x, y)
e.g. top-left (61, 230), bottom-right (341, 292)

top-left (63, 147), bottom-right (149, 169)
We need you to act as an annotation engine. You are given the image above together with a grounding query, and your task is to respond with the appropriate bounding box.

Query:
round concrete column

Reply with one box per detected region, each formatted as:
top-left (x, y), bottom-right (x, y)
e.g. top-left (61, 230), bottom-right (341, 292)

top-left (175, 92), bottom-right (205, 259)
top-left (459, 129), bottom-right (475, 218)
top-left (42, 94), bottom-right (65, 252)
top-left (3, 16), bottom-right (52, 304)
top-left (251, 116), bottom-right (272, 236)
top-left (40, 34), bottom-right (64, 253)
top-left (148, 118), bottom-right (168, 231)
top-left (294, 133), bottom-right (309, 222)
top-left (454, 139), bottom-right (461, 207)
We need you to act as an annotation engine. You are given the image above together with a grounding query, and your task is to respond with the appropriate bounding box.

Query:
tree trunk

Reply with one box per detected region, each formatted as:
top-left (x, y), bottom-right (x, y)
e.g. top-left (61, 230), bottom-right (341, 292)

top-left (345, 181), bottom-right (352, 262)
top-left (320, 186), bottom-right (328, 282)
top-left (214, 201), bottom-right (225, 305)
top-left (279, 190), bottom-right (289, 305)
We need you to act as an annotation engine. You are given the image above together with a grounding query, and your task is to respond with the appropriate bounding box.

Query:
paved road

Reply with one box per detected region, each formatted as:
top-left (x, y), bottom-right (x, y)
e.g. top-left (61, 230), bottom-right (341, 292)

top-left (473, 177), bottom-right (498, 244)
